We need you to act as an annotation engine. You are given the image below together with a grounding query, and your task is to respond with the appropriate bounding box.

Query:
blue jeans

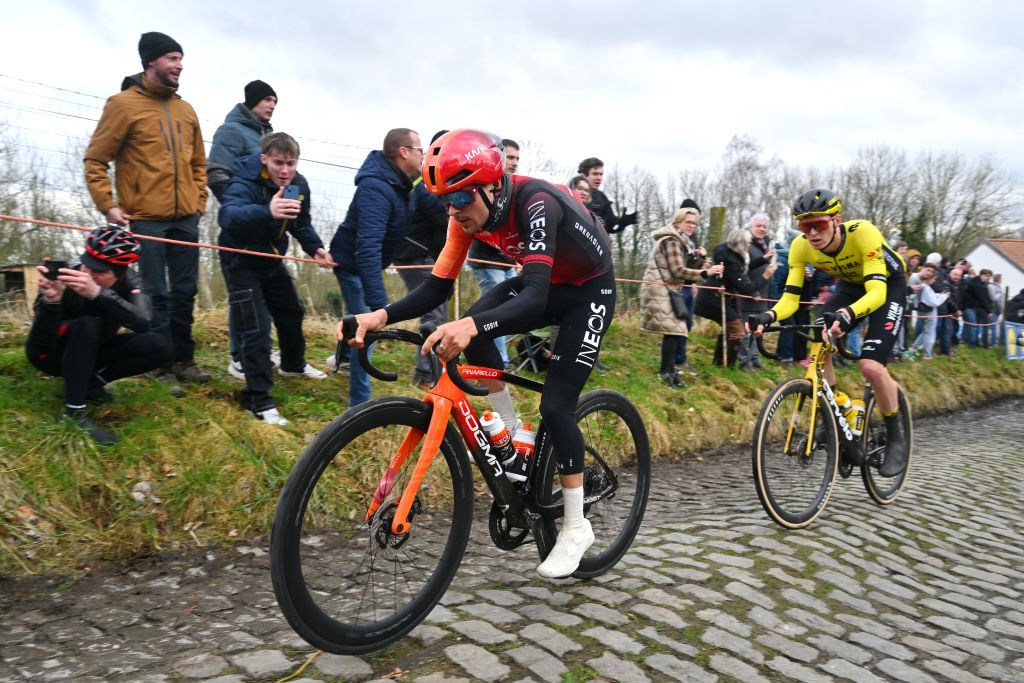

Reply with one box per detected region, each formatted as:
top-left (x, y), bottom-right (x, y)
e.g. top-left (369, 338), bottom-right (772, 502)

top-left (335, 270), bottom-right (372, 406)
top-left (131, 214), bottom-right (201, 363)
top-left (963, 308), bottom-right (984, 346)
top-left (845, 323), bottom-right (863, 356)
top-left (470, 266), bottom-right (516, 364)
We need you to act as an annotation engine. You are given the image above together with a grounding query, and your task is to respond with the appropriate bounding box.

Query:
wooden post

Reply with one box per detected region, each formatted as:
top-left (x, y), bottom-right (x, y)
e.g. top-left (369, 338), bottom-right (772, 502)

top-left (721, 282), bottom-right (729, 368)
top-left (708, 206), bottom-right (726, 250)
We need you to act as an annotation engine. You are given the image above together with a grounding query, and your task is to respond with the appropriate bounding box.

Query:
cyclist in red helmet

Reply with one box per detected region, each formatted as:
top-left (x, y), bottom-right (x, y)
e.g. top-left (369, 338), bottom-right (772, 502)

top-left (26, 227), bottom-right (171, 443)
top-left (344, 128), bottom-right (615, 578)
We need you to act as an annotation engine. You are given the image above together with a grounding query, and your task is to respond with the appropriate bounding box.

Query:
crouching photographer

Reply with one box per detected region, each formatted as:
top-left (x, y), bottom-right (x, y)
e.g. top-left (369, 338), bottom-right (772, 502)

top-left (25, 227), bottom-right (171, 444)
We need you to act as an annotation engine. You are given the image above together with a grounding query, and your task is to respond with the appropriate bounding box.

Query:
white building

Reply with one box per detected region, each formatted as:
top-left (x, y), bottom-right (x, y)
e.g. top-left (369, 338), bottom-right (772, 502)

top-left (963, 239), bottom-right (1024, 303)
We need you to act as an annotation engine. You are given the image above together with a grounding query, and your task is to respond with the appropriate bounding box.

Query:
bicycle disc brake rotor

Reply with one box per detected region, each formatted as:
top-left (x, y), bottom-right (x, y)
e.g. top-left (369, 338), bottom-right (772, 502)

top-left (372, 499), bottom-right (421, 551)
top-left (488, 502), bottom-right (530, 550)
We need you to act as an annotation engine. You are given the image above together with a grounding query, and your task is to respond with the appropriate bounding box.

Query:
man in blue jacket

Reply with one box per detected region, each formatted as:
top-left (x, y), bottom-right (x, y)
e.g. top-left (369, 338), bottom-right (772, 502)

top-left (208, 79), bottom-right (278, 379)
top-left (330, 128), bottom-right (421, 406)
top-left (219, 132), bottom-right (335, 425)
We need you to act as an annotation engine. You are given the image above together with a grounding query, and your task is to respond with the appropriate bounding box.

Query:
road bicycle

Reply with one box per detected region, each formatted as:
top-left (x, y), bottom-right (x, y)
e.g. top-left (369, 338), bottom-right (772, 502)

top-left (270, 317), bottom-right (650, 654)
top-left (750, 312), bottom-right (912, 529)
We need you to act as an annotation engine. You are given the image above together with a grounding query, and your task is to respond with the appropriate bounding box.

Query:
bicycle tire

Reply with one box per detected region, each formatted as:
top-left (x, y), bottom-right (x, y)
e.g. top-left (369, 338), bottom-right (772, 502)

top-left (861, 387), bottom-right (913, 504)
top-left (536, 389), bottom-right (650, 579)
top-left (752, 378), bottom-right (839, 529)
top-left (270, 396), bottom-right (473, 654)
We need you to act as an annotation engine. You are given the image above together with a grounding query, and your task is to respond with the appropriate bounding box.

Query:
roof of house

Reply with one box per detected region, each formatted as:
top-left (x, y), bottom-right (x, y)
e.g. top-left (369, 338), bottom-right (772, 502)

top-left (980, 239), bottom-right (1024, 275)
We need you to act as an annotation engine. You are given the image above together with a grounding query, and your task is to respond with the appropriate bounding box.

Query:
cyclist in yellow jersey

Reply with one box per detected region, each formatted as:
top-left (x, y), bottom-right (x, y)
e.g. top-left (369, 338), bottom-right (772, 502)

top-left (749, 189), bottom-right (908, 476)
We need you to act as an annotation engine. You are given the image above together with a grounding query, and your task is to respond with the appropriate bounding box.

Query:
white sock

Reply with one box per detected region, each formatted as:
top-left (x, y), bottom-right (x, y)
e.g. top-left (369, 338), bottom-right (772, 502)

top-left (487, 388), bottom-right (518, 434)
top-left (536, 485), bottom-right (593, 578)
top-left (561, 485), bottom-right (586, 529)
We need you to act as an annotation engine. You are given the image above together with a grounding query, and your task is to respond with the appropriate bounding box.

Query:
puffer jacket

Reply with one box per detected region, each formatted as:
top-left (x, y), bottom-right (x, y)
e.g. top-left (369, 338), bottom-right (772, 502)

top-left (207, 103), bottom-right (273, 201)
top-left (217, 153), bottom-right (325, 259)
top-left (330, 151), bottom-right (413, 310)
top-left (84, 74), bottom-right (207, 220)
top-left (640, 225), bottom-right (706, 335)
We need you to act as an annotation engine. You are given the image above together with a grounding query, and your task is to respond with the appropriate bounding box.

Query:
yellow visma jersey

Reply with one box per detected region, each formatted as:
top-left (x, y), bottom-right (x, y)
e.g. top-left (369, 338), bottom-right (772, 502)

top-left (774, 220), bottom-right (906, 321)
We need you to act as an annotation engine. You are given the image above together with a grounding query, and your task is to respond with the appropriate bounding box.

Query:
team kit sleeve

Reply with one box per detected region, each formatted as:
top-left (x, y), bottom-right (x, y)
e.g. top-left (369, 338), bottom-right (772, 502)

top-left (382, 218), bottom-right (469, 324)
top-left (847, 223), bottom-right (890, 319)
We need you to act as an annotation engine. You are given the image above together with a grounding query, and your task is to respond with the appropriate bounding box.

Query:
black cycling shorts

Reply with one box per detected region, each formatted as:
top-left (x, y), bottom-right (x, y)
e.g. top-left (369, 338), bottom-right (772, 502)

top-left (821, 277), bottom-right (906, 364)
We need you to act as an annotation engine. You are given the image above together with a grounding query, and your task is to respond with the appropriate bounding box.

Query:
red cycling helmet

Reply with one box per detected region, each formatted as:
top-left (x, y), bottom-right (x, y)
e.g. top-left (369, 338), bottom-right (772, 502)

top-left (82, 226), bottom-right (142, 270)
top-left (422, 129), bottom-right (505, 195)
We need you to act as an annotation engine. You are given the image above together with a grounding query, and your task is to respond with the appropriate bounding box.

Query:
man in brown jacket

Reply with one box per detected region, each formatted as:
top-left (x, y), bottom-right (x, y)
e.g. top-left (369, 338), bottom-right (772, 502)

top-left (84, 31), bottom-right (210, 392)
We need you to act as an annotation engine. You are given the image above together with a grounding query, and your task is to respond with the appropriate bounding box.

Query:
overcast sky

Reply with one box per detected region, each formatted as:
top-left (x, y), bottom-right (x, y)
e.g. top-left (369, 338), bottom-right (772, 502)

top-left (2, 0), bottom-right (1023, 188)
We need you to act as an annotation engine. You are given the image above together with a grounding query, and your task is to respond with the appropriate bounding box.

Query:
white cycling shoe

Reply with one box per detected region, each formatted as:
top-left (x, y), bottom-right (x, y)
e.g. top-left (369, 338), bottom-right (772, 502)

top-left (537, 518), bottom-right (594, 578)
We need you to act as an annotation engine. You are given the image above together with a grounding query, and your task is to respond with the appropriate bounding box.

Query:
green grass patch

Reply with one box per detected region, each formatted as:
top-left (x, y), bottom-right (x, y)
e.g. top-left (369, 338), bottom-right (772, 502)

top-left (1, 306), bottom-right (1022, 576)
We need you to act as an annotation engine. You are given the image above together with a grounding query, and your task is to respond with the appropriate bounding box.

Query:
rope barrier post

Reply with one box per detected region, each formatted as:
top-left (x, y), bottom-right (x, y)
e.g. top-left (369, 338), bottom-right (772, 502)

top-left (708, 206), bottom-right (726, 252)
top-left (720, 285), bottom-right (728, 368)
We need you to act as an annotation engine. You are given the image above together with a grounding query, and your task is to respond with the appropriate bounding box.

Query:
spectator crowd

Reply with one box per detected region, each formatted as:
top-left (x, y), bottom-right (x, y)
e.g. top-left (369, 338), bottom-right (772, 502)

top-left (24, 31), bottom-right (1019, 441)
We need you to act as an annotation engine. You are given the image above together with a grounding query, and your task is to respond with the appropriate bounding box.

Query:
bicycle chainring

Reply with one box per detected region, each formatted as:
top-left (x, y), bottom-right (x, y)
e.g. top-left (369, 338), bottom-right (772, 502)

top-left (488, 502), bottom-right (530, 551)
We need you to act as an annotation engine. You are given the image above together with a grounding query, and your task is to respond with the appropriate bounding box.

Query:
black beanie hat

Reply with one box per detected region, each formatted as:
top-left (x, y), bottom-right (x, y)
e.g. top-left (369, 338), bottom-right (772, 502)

top-left (244, 80), bottom-right (277, 109)
top-left (680, 198), bottom-right (701, 213)
top-left (139, 32), bottom-right (183, 68)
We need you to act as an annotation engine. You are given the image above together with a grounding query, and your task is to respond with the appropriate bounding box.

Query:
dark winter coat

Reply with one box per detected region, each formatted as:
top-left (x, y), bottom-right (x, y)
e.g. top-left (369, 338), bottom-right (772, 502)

top-left (393, 180), bottom-right (447, 264)
top-left (962, 277), bottom-right (993, 313)
top-left (207, 103), bottom-right (273, 201)
top-left (694, 242), bottom-right (769, 322)
top-left (329, 151), bottom-right (413, 310)
top-left (217, 153), bottom-right (325, 260)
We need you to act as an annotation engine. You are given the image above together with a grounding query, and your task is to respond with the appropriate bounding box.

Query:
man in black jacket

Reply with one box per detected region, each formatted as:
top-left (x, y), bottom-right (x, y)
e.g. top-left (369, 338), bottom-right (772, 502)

top-left (962, 269), bottom-right (994, 347)
top-left (26, 227), bottom-right (171, 443)
top-left (577, 157), bottom-right (638, 234)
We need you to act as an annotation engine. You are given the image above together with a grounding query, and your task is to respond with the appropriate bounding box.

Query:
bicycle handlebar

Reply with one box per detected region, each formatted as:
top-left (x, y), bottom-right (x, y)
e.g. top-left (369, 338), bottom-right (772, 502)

top-left (337, 315), bottom-right (489, 397)
top-left (749, 311), bottom-right (859, 361)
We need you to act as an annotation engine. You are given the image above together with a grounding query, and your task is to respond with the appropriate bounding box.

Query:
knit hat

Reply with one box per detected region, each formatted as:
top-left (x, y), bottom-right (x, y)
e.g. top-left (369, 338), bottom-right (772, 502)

top-left (925, 251), bottom-right (942, 267)
top-left (138, 32), bottom-right (183, 68)
top-left (680, 198), bottom-right (701, 213)
top-left (906, 248), bottom-right (921, 260)
top-left (244, 80), bottom-right (277, 109)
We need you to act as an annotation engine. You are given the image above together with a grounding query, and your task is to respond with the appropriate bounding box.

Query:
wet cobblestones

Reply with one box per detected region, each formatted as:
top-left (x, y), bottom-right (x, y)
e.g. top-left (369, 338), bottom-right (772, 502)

top-left (2, 399), bottom-right (1023, 681)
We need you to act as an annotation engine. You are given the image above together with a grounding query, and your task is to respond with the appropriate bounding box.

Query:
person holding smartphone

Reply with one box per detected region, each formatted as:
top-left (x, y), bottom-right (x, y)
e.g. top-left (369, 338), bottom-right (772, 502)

top-left (218, 132), bottom-right (336, 426)
top-left (25, 227), bottom-right (171, 444)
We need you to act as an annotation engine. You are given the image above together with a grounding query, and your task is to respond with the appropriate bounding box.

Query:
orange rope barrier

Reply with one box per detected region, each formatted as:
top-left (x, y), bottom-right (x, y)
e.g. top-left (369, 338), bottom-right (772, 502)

top-left (0, 213), bottom-right (1000, 326)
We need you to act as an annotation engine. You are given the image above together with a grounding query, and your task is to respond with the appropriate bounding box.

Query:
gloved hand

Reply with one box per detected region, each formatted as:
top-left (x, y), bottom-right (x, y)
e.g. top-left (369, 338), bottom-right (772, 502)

top-left (619, 210), bottom-right (638, 229)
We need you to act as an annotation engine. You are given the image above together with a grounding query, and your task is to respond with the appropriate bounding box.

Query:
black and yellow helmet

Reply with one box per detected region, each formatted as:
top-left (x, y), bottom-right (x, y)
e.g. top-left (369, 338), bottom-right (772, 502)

top-left (792, 189), bottom-right (842, 220)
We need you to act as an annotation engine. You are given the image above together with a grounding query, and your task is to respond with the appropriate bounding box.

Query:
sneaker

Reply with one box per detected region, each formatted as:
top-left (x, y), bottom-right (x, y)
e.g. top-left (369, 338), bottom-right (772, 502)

top-left (657, 371), bottom-right (681, 389)
top-left (778, 357), bottom-right (794, 366)
top-left (536, 518), bottom-right (594, 578)
top-left (677, 362), bottom-right (697, 376)
top-left (227, 360), bottom-right (245, 381)
top-left (247, 406), bottom-right (289, 426)
top-left (324, 354), bottom-right (351, 374)
top-left (65, 407), bottom-right (118, 444)
top-left (152, 370), bottom-right (184, 398)
top-left (172, 360), bottom-right (212, 383)
top-left (270, 350), bottom-right (281, 368)
top-left (879, 416), bottom-right (907, 477)
top-left (279, 363), bottom-right (327, 379)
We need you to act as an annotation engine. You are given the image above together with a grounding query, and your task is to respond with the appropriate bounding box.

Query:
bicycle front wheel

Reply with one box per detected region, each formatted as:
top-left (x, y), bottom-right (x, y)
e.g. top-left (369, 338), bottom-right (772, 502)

top-left (538, 389), bottom-right (651, 579)
top-left (752, 378), bottom-right (839, 529)
top-left (270, 396), bottom-right (473, 654)
top-left (861, 387), bottom-right (913, 504)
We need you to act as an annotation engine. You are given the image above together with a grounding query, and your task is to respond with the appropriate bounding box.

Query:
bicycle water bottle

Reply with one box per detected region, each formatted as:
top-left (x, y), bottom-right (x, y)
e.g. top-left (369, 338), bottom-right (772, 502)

top-left (480, 412), bottom-right (528, 483)
top-left (833, 390), bottom-right (852, 412)
top-left (847, 399), bottom-right (866, 437)
top-left (513, 422), bottom-right (536, 461)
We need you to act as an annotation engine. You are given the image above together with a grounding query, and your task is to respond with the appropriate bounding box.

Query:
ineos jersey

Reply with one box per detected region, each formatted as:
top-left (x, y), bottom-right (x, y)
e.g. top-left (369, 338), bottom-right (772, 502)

top-left (384, 176), bottom-right (613, 337)
top-left (431, 176), bottom-right (612, 285)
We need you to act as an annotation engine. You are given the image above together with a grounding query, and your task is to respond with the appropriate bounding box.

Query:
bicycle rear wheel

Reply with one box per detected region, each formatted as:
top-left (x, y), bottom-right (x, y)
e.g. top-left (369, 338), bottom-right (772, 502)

top-left (271, 396), bottom-right (473, 654)
top-left (752, 378), bottom-right (839, 529)
top-left (861, 387), bottom-right (912, 504)
top-left (537, 389), bottom-right (650, 579)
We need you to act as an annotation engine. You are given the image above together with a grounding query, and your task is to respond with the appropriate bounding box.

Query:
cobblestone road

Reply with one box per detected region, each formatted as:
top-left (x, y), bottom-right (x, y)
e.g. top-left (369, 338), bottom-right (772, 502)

top-left (2, 399), bottom-right (1023, 682)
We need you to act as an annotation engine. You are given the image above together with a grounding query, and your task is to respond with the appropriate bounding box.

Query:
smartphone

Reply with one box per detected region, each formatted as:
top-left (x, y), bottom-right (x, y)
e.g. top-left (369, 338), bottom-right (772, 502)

top-left (43, 260), bottom-right (68, 280)
top-left (283, 184), bottom-right (301, 200)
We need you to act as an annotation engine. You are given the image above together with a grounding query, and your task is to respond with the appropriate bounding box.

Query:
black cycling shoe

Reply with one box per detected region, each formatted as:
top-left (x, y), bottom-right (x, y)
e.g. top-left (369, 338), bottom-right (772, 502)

top-left (879, 414), bottom-right (907, 477)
